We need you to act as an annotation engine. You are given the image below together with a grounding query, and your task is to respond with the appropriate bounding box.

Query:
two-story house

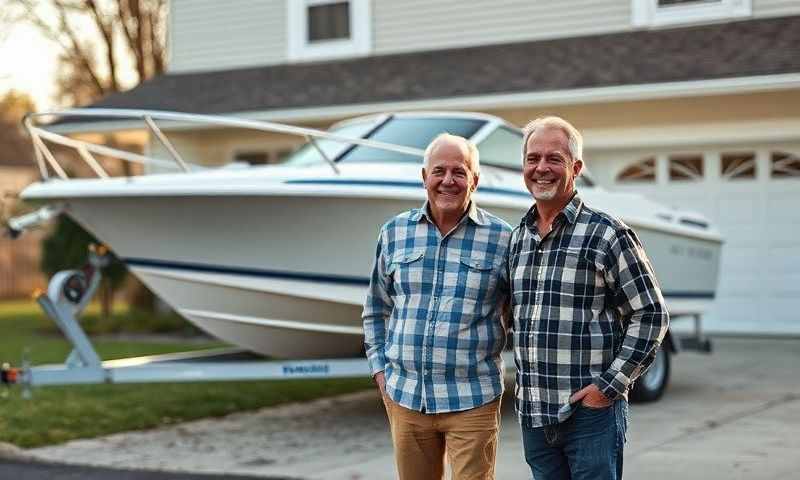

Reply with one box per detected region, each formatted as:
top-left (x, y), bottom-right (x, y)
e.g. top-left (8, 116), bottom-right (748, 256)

top-left (56, 0), bottom-right (800, 335)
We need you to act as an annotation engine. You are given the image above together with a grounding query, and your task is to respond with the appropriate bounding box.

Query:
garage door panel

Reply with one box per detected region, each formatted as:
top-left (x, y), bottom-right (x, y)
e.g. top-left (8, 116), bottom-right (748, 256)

top-left (713, 300), bottom-right (759, 326)
top-left (766, 193), bottom-right (800, 221)
top-left (718, 225), bottom-right (761, 246)
top-left (765, 299), bottom-right (800, 331)
top-left (720, 246), bottom-right (760, 270)
top-left (605, 149), bottom-right (798, 335)
top-left (717, 275), bottom-right (761, 295)
top-left (766, 247), bottom-right (800, 273)
top-left (768, 274), bottom-right (800, 295)
top-left (765, 223), bottom-right (800, 245)
top-left (716, 195), bottom-right (760, 222)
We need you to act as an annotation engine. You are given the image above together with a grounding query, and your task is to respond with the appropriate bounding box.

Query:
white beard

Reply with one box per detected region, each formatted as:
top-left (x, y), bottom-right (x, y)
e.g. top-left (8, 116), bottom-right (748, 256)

top-left (532, 183), bottom-right (558, 201)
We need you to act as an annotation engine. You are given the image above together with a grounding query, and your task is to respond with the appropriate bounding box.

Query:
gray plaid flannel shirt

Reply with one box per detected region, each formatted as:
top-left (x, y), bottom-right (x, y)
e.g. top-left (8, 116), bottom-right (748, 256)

top-left (509, 193), bottom-right (669, 427)
top-left (363, 201), bottom-right (512, 414)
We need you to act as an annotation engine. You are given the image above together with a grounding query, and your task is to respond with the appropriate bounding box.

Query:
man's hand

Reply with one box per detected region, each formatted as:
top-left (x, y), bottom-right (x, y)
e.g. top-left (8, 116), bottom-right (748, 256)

top-left (373, 371), bottom-right (386, 395)
top-left (570, 384), bottom-right (612, 408)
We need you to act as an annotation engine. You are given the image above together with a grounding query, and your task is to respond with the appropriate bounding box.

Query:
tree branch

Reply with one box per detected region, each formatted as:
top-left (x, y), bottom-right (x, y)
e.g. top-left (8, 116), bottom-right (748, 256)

top-left (83, 0), bottom-right (119, 91)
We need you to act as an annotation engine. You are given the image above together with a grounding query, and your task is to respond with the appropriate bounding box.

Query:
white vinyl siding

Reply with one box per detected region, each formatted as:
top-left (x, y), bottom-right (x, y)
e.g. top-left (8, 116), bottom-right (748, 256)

top-left (753, 0), bottom-right (800, 17)
top-left (373, 0), bottom-right (631, 55)
top-left (167, 0), bottom-right (800, 74)
top-left (169, 0), bottom-right (287, 73)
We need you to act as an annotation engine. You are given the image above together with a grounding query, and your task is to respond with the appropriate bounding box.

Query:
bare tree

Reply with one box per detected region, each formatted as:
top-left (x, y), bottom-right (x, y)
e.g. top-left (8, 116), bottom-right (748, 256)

top-left (7, 0), bottom-right (167, 106)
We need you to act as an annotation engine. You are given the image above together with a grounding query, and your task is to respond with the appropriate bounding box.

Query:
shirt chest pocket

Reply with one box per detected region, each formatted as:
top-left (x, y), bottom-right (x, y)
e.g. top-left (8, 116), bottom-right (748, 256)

top-left (552, 248), bottom-right (605, 312)
top-left (448, 256), bottom-right (499, 301)
top-left (387, 249), bottom-right (426, 296)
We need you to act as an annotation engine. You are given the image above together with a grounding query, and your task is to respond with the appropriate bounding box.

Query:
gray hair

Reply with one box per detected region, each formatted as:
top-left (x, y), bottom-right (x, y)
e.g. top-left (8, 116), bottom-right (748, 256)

top-left (521, 116), bottom-right (583, 163)
top-left (423, 133), bottom-right (480, 176)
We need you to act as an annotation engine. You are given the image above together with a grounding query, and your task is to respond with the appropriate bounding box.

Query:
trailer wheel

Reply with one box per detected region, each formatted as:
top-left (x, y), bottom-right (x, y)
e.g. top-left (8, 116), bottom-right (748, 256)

top-left (630, 348), bottom-right (670, 403)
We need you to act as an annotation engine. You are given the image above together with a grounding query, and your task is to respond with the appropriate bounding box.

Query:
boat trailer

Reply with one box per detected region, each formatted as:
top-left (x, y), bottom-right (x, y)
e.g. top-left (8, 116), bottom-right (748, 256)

top-left (1, 246), bottom-right (710, 401)
top-left (1, 247), bottom-right (372, 398)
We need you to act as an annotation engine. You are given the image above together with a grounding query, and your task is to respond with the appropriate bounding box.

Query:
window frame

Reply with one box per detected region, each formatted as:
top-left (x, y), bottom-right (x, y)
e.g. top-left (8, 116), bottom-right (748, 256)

top-left (631, 0), bottom-right (751, 28)
top-left (287, 0), bottom-right (371, 62)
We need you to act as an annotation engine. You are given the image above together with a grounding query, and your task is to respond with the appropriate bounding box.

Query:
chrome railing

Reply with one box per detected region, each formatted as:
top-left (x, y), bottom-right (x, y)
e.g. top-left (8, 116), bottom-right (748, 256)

top-left (23, 108), bottom-right (426, 180)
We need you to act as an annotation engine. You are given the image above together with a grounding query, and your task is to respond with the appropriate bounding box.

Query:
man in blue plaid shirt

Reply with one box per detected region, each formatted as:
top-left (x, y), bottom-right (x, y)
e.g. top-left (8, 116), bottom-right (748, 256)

top-left (509, 117), bottom-right (669, 480)
top-left (363, 133), bottom-right (512, 480)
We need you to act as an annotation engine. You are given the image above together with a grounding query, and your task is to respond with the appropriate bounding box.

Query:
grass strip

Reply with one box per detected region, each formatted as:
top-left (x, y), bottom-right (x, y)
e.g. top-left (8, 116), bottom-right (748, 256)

top-left (0, 300), bottom-right (371, 448)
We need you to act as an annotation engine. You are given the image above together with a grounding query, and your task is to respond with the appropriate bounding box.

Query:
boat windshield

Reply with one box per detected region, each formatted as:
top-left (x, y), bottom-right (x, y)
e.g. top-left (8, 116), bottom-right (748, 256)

top-left (282, 116), bottom-right (592, 186)
top-left (338, 117), bottom-right (486, 164)
top-left (283, 120), bottom-right (378, 166)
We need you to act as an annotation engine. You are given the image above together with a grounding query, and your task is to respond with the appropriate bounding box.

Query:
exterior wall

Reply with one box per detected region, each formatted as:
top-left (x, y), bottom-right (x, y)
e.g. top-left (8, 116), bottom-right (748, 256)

top-left (754, 0), bottom-right (800, 17)
top-left (488, 90), bottom-right (800, 132)
top-left (372, 0), bottom-right (630, 55)
top-left (169, 0), bottom-right (287, 73)
top-left (168, 1), bottom-right (800, 74)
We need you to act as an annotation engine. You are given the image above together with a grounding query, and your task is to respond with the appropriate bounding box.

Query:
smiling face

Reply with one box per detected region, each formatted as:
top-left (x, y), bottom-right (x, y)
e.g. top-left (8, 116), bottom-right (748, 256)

top-left (523, 126), bottom-right (583, 207)
top-left (422, 138), bottom-right (478, 222)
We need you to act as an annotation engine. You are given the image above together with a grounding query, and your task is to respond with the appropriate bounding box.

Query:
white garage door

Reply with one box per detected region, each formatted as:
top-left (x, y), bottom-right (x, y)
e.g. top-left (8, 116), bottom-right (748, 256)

top-left (609, 148), bottom-right (800, 335)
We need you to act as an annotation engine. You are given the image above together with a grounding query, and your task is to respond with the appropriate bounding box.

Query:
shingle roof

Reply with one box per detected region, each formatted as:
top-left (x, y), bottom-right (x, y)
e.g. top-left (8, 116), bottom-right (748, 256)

top-left (86, 15), bottom-right (800, 115)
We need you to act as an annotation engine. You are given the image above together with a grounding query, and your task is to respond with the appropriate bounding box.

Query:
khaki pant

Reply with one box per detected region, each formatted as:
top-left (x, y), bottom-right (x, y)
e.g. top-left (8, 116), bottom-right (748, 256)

top-left (383, 395), bottom-right (501, 480)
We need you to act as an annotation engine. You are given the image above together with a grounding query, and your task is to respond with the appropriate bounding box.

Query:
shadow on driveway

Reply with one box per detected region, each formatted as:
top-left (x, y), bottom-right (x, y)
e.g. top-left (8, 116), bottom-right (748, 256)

top-left (0, 459), bottom-right (303, 480)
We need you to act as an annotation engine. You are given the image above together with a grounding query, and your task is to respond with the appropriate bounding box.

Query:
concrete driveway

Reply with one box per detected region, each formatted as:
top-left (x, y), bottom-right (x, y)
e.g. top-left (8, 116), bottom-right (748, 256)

top-left (23, 337), bottom-right (800, 479)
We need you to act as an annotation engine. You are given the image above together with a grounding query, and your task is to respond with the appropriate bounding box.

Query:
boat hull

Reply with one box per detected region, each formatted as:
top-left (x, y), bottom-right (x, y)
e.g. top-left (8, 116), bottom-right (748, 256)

top-left (60, 189), bottom-right (720, 358)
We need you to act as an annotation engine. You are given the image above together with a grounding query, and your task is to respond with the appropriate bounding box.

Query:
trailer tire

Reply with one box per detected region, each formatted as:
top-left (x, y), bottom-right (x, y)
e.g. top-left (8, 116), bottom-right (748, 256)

top-left (630, 348), bottom-right (670, 403)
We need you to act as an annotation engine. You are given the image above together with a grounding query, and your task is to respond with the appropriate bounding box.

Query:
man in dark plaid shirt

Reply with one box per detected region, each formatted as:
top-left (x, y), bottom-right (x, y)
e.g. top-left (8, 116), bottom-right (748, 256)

top-left (509, 116), bottom-right (669, 480)
top-left (363, 134), bottom-right (511, 480)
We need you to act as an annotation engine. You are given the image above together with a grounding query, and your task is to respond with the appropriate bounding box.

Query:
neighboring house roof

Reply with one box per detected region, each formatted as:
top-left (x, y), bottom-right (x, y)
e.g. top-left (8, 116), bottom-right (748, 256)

top-left (73, 15), bottom-right (800, 121)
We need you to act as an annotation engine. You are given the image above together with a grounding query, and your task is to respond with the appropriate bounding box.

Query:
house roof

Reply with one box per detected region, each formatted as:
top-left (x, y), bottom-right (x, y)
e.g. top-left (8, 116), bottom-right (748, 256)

top-left (75, 15), bottom-right (800, 119)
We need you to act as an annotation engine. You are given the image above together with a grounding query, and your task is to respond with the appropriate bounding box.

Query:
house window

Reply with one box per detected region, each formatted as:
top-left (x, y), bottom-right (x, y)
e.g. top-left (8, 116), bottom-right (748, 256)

top-left (669, 154), bottom-right (703, 181)
top-left (771, 151), bottom-right (800, 179)
top-left (721, 152), bottom-right (755, 180)
top-left (631, 0), bottom-right (751, 27)
top-left (617, 157), bottom-right (656, 183)
top-left (308, 2), bottom-right (350, 42)
top-left (287, 0), bottom-right (371, 62)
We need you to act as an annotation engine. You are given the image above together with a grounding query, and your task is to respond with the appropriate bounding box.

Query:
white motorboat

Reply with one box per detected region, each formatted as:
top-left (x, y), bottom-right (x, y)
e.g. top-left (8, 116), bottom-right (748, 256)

top-left (17, 109), bottom-right (723, 358)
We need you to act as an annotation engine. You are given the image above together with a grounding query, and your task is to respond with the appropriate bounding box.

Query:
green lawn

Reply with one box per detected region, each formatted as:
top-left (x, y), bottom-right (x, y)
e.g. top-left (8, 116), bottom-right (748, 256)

top-left (0, 300), bottom-right (372, 448)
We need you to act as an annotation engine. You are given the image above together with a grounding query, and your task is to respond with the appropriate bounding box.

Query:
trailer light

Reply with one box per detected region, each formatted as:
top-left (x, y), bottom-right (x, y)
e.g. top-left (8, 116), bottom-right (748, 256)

top-left (1, 363), bottom-right (19, 384)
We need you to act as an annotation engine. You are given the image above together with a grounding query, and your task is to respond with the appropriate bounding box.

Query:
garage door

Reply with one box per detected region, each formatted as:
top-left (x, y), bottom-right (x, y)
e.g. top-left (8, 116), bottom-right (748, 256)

top-left (611, 148), bottom-right (800, 335)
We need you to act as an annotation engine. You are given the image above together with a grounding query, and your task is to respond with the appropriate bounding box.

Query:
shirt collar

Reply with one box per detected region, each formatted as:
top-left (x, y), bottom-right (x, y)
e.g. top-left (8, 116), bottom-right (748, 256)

top-left (524, 191), bottom-right (583, 231)
top-left (415, 201), bottom-right (488, 227)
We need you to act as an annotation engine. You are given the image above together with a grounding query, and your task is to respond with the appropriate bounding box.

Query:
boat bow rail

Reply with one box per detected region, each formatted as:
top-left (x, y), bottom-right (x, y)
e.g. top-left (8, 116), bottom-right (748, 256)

top-left (22, 108), bottom-right (426, 181)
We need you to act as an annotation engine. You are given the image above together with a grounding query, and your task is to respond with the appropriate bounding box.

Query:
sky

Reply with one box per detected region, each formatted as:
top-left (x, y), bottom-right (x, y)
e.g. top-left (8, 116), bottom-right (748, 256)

top-left (0, 1), bottom-right (139, 112)
top-left (0, 22), bottom-right (60, 110)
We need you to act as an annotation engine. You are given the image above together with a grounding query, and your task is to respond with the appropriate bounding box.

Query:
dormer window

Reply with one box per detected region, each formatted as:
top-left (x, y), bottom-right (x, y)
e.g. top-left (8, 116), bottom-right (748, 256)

top-left (288, 0), bottom-right (371, 62)
top-left (631, 0), bottom-right (751, 28)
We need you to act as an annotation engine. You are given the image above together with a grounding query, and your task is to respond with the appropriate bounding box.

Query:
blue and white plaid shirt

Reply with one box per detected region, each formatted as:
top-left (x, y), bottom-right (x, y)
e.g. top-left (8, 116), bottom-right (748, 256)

top-left (509, 193), bottom-right (669, 427)
top-left (363, 201), bottom-right (512, 413)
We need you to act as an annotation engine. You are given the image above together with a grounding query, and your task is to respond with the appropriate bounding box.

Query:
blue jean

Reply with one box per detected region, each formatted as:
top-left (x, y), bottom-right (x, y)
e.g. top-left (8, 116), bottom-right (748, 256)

top-left (521, 400), bottom-right (628, 480)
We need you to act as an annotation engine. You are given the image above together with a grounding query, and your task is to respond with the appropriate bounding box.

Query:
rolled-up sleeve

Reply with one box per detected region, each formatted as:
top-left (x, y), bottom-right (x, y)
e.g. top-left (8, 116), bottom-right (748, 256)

top-left (362, 229), bottom-right (394, 376)
top-left (595, 228), bottom-right (669, 400)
